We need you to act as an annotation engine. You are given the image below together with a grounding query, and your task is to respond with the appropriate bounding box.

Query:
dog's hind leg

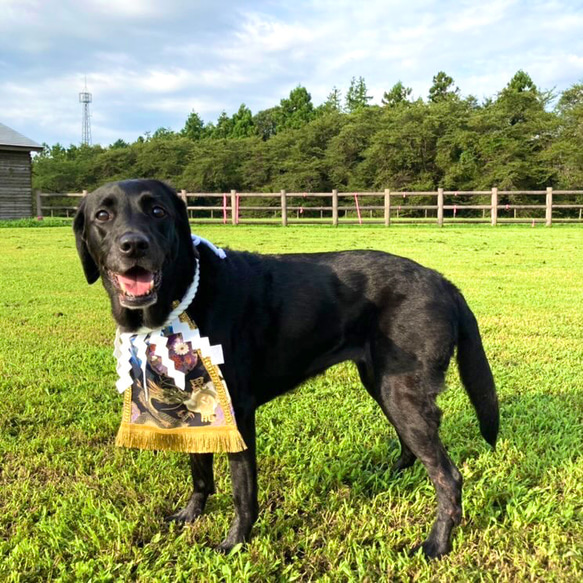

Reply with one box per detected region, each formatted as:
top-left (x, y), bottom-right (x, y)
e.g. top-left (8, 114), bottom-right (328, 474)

top-left (166, 453), bottom-right (215, 523)
top-left (216, 411), bottom-right (258, 553)
top-left (378, 370), bottom-right (463, 559)
top-left (357, 360), bottom-right (416, 472)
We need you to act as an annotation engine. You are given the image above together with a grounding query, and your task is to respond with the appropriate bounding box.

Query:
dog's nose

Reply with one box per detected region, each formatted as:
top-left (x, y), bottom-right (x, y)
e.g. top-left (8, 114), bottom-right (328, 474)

top-left (119, 233), bottom-right (150, 257)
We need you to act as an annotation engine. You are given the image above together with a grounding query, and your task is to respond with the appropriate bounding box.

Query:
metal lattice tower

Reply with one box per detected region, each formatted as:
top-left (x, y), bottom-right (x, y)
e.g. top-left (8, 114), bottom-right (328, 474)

top-left (79, 80), bottom-right (92, 145)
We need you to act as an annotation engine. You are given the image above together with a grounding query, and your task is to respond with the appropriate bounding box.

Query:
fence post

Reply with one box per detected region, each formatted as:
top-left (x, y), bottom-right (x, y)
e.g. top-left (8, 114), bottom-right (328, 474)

top-left (281, 190), bottom-right (287, 226)
top-left (35, 190), bottom-right (42, 217)
top-left (179, 189), bottom-right (188, 219)
top-left (437, 188), bottom-right (444, 227)
top-left (491, 187), bottom-right (498, 226)
top-left (231, 190), bottom-right (237, 225)
top-left (384, 189), bottom-right (391, 226)
top-left (546, 187), bottom-right (553, 226)
top-left (80, 190), bottom-right (87, 215)
top-left (332, 189), bottom-right (338, 226)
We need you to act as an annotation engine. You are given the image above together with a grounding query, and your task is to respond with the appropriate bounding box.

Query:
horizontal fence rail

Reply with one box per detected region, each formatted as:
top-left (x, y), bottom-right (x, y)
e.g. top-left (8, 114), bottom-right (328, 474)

top-left (36, 188), bottom-right (583, 226)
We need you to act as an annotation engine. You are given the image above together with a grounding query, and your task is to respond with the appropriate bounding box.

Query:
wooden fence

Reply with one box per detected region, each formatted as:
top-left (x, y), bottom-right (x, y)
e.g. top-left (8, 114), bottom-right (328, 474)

top-left (36, 188), bottom-right (583, 226)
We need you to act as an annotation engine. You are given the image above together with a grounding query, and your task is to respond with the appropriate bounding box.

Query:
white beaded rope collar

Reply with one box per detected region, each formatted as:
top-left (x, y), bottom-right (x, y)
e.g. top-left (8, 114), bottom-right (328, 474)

top-left (113, 235), bottom-right (226, 396)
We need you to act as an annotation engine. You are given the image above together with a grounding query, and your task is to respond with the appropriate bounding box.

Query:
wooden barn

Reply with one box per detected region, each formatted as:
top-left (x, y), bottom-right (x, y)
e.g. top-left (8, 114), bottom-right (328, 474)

top-left (0, 122), bottom-right (43, 219)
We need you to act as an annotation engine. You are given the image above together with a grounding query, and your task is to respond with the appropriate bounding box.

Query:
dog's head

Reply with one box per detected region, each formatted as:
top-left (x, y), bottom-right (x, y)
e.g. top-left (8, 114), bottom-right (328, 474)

top-left (73, 179), bottom-right (196, 330)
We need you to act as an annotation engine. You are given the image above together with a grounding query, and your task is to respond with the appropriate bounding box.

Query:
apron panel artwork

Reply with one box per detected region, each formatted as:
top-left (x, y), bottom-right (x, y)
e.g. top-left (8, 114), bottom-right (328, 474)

top-left (115, 309), bottom-right (246, 453)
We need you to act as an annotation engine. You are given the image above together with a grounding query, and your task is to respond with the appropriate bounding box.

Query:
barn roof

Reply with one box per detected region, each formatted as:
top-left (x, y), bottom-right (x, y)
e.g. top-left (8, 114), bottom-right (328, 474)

top-left (0, 122), bottom-right (43, 151)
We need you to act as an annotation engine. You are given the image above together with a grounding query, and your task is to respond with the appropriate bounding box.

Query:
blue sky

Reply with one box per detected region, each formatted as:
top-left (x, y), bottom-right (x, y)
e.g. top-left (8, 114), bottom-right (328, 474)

top-left (1, 0), bottom-right (583, 147)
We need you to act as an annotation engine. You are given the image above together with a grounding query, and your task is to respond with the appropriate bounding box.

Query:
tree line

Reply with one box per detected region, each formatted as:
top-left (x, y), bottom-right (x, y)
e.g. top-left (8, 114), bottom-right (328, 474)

top-left (33, 72), bottom-right (583, 198)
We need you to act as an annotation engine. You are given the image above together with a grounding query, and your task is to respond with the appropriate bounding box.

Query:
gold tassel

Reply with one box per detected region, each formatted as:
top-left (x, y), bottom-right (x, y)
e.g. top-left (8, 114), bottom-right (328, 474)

top-left (115, 423), bottom-right (247, 453)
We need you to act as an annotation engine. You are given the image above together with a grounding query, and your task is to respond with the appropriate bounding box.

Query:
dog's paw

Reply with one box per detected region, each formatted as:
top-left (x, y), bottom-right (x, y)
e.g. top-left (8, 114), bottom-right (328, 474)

top-left (215, 540), bottom-right (244, 554)
top-left (410, 539), bottom-right (451, 560)
top-left (392, 452), bottom-right (416, 474)
top-left (165, 505), bottom-right (203, 524)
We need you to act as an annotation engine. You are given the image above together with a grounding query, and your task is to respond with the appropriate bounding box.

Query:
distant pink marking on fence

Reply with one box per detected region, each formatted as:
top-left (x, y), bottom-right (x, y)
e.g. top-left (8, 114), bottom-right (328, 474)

top-left (453, 204), bottom-right (457, 217)
top-left (222, 194), bottom-right (227, 224)
top-left (354, 193), bottom-right (362, 225)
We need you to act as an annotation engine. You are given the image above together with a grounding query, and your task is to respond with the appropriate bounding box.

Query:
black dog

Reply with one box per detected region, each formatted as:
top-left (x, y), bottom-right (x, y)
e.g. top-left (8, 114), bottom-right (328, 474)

top-left (73, 179), bottom-right (498, 559)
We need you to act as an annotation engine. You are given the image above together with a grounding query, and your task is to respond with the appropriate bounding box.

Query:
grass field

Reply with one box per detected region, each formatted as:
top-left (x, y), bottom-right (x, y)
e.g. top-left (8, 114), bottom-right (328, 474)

top-left (1, 223), bottom-right (582, 582)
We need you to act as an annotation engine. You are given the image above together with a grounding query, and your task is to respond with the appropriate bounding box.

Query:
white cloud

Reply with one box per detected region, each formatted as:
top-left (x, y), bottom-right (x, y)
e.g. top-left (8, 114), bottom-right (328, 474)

top-left (85, 0), bottom-right (163, 18)
top-left (143, 96), bottom-right (227, 115)
top-left (231, 12), bottom-right (322, 55)
top-left (1, 0), bottom-right (582, 145)
top-left (446, 0), bottom-right (516, 33)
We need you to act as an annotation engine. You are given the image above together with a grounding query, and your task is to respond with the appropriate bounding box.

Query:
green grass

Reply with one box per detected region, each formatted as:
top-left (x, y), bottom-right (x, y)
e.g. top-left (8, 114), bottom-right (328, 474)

top-left (0, 218), bottom-right (71, 229)
top-left (1, 224), bottom-right (582, 582)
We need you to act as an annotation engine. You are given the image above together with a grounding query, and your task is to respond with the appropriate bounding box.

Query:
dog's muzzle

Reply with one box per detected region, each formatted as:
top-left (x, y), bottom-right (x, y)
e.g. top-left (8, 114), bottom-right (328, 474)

top-left (107, 267), bottom-right (162, 308)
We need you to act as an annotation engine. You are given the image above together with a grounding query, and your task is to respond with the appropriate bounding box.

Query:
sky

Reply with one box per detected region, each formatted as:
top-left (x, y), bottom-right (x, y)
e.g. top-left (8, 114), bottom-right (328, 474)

top-left (1, 0), bottom-right (583, 147)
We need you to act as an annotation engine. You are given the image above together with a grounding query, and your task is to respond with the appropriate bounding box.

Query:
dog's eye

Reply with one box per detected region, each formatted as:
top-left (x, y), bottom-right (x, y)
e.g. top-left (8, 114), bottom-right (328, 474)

top-left (96, 210), bottom-right (111, 222)
top-left (152, 206), bottom-right (167, 218)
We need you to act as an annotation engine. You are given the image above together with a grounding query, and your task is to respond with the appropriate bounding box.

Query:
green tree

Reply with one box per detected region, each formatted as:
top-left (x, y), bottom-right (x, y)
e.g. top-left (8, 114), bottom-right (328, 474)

top-left (345, 76), bottom-right (372, 113)
top-left (433, 98), bottom-right (482, 189)
top-left (359, 101), bottom-right (437, 190)
top-left (550, 82), bottom-right (583, 188)
top-left (181, 110), bottom-right (205, 140)
top-left (326, 107), bottom-right (381, 188)
top-left (253, 107), bottom-right (280, 140)
top-left (32, 71), bottom-right (578, 198)
top-left (277, 86), bottom-right (315, 130)
top-left (133, 135), bottom-right (193, 183)
top-left (152, 127), bottom-right (175, 140)
top-left (268, 111), bottom-right (345, 191)
top-left (209, 111), bottom-right (234, 139)
top-left (230, 104), bottom-right (255, 138)
top-left (319, 87), bottom-right (343, 114)
top-left (180, 139), bottom-right (248, 191)
top-left (474, 71), bottom-right (556, 189)
top-left (382, 81), bottom-right (412, 107)
top-left (428, 71), bottom-right (459, 103)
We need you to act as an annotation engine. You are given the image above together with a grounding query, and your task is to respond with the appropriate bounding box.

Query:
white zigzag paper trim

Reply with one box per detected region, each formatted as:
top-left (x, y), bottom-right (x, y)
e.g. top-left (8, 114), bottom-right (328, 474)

top-left (133, 333), bottom-right (150, 399)
top-left (151, 330), bottom-right (186, 391)
top-left (114, 330), bottom-right (134, 394)
top-left (150, 333), bottom-right (180, 389)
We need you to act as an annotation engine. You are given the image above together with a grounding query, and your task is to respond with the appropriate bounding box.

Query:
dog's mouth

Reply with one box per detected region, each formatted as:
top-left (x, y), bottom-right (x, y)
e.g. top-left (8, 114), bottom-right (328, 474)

top-left (107, 267), bottom-right (162, 308)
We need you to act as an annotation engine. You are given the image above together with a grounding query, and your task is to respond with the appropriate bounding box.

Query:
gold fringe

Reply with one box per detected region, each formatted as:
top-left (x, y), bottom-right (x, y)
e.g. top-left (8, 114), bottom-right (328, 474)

top-left (115, 422), bottom-right (247, 453)
top-left (202, 354), bottom-right (236, 426)
top-left (121, 386), bottom-right (132, 423)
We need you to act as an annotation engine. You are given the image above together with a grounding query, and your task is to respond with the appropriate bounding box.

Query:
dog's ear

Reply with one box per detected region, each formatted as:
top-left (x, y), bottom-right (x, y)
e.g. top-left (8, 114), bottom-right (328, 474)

top-left (73, 196), bottom-right (100, 284)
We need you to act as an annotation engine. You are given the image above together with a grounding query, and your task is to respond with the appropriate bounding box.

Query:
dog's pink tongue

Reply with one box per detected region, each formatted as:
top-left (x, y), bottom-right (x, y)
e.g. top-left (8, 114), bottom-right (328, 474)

top-left (117, 271), bottom-right (153, 296)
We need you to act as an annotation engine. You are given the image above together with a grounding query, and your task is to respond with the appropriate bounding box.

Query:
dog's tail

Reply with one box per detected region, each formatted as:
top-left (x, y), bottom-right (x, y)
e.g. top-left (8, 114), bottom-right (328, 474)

top-left (455, 292), bottom-right (499, 448)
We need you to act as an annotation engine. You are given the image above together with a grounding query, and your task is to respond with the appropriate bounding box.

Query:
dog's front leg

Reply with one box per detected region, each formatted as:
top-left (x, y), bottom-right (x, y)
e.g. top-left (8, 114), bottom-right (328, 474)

top-left (216, 411), bottom-right (258, 553)
top-left (166, 453), bottom-right (215, 523)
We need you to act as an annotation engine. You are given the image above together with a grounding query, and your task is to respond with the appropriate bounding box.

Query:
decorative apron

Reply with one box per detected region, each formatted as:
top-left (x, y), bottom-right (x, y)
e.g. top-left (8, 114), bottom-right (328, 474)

top-left (113, 239), bottom-right (246, 453)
